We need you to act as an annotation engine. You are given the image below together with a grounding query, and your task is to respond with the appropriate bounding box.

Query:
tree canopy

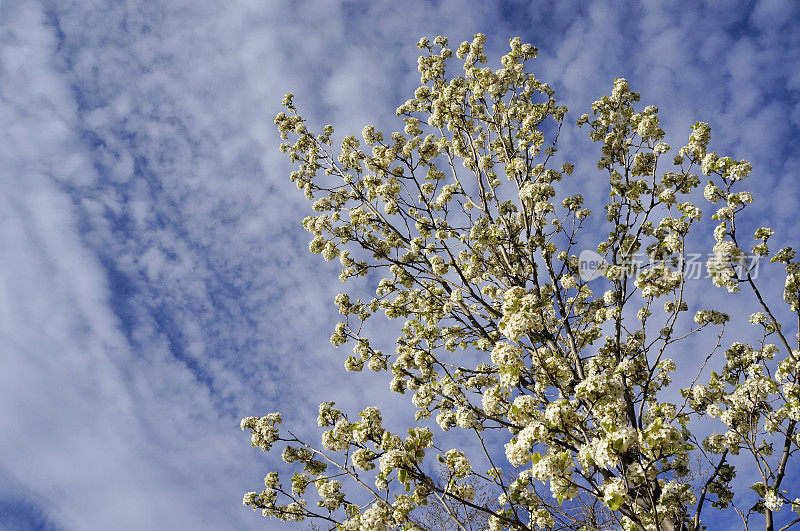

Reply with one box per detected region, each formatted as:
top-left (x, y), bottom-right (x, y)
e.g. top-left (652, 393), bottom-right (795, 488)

top-left (241, 35), bottom-right (800, 531)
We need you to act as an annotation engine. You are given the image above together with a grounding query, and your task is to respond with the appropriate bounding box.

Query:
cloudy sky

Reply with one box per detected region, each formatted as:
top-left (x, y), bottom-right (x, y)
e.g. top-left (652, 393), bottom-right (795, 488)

top-left (1, 0), bottom-right (799, 529)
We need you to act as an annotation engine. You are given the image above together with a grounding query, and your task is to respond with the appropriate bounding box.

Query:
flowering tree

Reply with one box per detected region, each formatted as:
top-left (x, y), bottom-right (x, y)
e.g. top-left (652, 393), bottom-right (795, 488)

top-left (241, 35), bottom-right (800, 531)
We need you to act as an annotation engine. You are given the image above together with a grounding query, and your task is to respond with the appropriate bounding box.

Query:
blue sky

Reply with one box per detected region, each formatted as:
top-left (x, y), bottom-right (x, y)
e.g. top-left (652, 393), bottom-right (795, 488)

top-left (1, 0), bottom-right (799, 529)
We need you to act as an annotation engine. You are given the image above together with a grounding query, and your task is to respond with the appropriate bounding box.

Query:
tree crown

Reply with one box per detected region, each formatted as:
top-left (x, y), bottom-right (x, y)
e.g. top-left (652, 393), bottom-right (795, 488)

top-left (242, 34), bottom-right (800, 531)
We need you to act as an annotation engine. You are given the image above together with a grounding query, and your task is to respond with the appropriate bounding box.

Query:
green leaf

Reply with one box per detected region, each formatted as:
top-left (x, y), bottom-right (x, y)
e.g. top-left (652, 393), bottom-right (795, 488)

top-left (608, 493), bottom-right (623, 511)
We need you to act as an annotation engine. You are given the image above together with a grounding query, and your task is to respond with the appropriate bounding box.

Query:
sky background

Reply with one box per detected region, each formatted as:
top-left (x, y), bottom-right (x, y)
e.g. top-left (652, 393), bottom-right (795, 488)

top-left (1, 0), bottom-right (799, 529)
